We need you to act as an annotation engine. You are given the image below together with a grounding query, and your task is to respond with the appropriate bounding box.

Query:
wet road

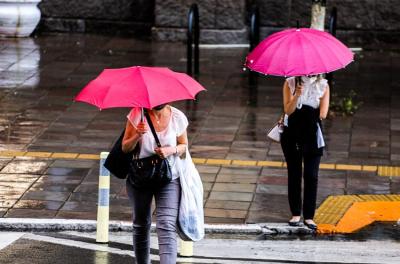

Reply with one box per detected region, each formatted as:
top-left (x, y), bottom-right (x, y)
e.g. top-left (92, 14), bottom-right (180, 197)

top-left (1, 228), bottom-right (399, 264)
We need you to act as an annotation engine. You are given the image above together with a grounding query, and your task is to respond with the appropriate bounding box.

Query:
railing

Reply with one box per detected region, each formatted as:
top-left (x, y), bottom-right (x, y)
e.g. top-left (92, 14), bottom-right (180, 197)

top-left (187, 3), bottom-right (200, 77)
top-left (249, 5), bottom-right (260, 52)
top-left (327, 6), bottom-right (337, 89)
top-left (328, 6), bottom-right (337, 37)
top-left (248, 5), bottom-right (260, 91)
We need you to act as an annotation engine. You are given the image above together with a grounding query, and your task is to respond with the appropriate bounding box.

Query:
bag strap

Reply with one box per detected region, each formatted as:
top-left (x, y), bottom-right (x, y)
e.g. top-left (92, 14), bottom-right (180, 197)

top-left (144, 110), bottom-right (162, 148)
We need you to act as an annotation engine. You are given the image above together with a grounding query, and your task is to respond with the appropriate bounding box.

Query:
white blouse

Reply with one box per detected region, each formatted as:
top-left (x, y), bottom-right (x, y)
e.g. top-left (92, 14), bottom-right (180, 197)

top-left (127, 106), bottom-right (189, 179)
top-left (284, 76), bottom-right (328, 148)
top-left (287, 76), bottom-right (328, 109)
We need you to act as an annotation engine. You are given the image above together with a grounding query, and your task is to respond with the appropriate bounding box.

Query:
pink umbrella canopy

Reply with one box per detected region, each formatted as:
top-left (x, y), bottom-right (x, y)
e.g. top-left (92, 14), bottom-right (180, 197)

top-left (75, 66), bottom-right (206, 110)
top-left (245, 28), bottom-right (354, 77)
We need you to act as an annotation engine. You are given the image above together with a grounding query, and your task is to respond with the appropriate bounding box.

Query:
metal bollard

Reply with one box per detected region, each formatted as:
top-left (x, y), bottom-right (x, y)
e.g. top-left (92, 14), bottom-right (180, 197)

top-left (179, 239), bottom-right (194, 257)
top-left (96, 152), bottom-right (110, 243)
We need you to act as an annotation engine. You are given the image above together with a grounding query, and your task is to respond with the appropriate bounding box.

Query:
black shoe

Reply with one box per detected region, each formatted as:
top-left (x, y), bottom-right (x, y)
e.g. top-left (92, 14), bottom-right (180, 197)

top-left (288, 220), bottom-right (301, 226)
top-left (303, 220), bottom-right (317, 230)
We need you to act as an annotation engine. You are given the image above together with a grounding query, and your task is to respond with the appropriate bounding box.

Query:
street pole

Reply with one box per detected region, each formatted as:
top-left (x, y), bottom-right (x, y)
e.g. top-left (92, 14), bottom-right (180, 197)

top-left (310, 0), bottom-right (326, 31)
top-left (96, 152), bottom-right (110, 243)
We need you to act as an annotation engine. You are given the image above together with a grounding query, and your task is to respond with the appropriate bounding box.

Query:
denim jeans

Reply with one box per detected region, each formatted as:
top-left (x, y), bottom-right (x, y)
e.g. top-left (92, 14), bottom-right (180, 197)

top-left (126, 179), bottom-right (181, 264)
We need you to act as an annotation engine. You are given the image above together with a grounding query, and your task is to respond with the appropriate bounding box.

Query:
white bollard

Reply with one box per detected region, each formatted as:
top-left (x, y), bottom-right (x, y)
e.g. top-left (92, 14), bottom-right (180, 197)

top-left (96, 152), bottom-right (110, 243)
top-left (179, 239), bottom-right (194, 257)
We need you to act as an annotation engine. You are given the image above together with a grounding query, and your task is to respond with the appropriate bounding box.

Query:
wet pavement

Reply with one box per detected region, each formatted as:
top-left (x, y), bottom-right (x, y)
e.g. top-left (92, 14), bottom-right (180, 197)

top-left (0, 33), bottom-right (399, 225)
top-left (0, 230), bottom-right (399, 264)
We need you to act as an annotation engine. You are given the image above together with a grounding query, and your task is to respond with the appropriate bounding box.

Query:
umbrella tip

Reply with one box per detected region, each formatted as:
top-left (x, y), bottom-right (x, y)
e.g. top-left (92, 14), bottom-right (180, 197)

top-left (296, 20), bottom-right (299, 29)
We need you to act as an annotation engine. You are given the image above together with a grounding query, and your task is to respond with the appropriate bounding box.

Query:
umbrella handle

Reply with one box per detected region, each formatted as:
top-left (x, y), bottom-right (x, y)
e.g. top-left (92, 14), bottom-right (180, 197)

top-left (141, 108), bottom-right (144, 122)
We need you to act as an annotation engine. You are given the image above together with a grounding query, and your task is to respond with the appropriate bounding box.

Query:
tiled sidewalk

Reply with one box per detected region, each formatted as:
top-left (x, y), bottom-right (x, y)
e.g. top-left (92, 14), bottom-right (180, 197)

top-left (0, 33), bottom-right (399, 224)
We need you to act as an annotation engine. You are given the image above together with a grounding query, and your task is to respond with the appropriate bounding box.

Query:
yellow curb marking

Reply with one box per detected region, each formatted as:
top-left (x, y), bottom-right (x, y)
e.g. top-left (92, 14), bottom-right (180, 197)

top-left (316, 194), bottom-right (400, 234)
top-left (319, 163), bottom-right (335, 170)
top-left (335, 164), bottom-right (362, 171)
top-left (192, 158), bottom-right (206, 164)
top-left (206, 159), bottom-right (232, 165)
top-left (256, 161), bottom-right (283, 167)
top-left (25, 152), bottom-right (52, 158)
top-left (232, 160), bottom-right (258, 166)
top-left (77, 154), bottom-right (100, 160)
top-left (0, 151), bottom-right (26, 157)
top-left (51, 153), bottom-right (79, 159)
top-left (362, 165), bottom-right (378, 172)
top-left (0, 151), bottom-right (399, 176)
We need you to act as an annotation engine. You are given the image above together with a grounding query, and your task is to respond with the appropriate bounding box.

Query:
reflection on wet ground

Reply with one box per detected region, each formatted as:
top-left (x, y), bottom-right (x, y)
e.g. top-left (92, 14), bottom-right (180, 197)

top-left (259, 222), bottom-right (400, 242)
top-left (0, 33), bottom-right (400, 225)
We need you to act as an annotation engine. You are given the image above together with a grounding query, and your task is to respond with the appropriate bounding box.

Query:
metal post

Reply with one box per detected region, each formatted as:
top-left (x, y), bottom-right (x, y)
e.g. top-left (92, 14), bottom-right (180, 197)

top-left (249, 5), bottom-right (260, 52)
top-left (248, 4), bottom-right (259, 93)
top-left (329, 6), bottom-right (337, 37)
top-left (187, 4), bottom-right (199, 77)
top-left (96, 152), bottom-right (110, 243)
top-left (327, 6), bottom-right (337, 89)
top-left (179, 240), bottom-right (194, 257)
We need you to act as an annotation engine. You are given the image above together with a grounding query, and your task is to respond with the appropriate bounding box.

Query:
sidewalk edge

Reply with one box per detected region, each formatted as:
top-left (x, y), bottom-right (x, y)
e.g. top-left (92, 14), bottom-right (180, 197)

top-left (0, 218), bottom-right (314, 235)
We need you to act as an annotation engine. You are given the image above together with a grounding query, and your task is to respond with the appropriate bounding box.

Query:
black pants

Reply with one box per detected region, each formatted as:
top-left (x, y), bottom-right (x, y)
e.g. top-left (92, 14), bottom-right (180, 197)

top-left (281, 141), bottom-right (321, 219)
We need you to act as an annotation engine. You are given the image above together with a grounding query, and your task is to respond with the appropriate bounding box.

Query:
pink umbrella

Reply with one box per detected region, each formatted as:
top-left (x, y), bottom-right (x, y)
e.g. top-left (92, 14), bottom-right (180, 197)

top-left (75, 66), bottom-right (206, 110)
top-left (245, 28), bottom-right (354, 77)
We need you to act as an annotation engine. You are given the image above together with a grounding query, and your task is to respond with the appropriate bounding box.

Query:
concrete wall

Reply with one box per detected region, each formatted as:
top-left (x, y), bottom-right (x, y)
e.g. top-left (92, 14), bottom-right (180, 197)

top-left (37, 0), bottom-right (399, 48)
top-left (38, 0), bottom-right (155, 35)
top-left (250, 0), bottom-right (400, 48)
top-left (153, 0), bottom-right (400, 48)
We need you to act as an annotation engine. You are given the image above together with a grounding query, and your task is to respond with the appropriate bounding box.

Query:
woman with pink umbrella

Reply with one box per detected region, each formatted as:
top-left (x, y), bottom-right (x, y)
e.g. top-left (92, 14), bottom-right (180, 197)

top-left (246, 28), bottom-right (353, 230)
top-left (75, 66), bottom-right (206, 263)
top-left (280, 75), bottom-right (329, 229)
top-left (123, 103), bottom-right (188, 263)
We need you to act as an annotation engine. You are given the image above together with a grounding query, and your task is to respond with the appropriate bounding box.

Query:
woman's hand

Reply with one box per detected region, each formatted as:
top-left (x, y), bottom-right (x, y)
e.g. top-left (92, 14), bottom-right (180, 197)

top-left (136, 121), bottom-right (148, 136)
top-left (294, 84), bottom-right (304, 98)
top-left (154, 146), bottom-right (175, 159)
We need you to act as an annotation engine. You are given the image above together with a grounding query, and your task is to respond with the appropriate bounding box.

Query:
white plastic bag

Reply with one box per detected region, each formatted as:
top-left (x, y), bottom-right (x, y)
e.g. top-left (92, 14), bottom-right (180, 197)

top-left (177, 149), bottom-right (204, 241)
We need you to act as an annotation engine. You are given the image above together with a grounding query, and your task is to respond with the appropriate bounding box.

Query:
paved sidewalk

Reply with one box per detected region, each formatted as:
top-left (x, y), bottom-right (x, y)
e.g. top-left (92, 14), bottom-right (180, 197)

top-left (0, 33), bottom-right (399, 226)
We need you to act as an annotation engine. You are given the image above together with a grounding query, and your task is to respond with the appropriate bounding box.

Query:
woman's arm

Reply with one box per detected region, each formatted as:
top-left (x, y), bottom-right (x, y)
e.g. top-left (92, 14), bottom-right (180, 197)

top-left (283, 80), bottom-right (302, 116)
top-left (122, 120), bottom-right (147, 153)
top-left (319, 85), bottom-right (330, 120)
top-left (154, 130), bottom-right (188, 159)
top-left (175, 131), bottom-right (188, 156)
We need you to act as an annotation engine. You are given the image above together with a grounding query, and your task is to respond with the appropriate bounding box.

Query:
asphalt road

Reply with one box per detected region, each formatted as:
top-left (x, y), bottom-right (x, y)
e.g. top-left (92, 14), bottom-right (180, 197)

top-left (0, 230), bottom-right (399, 264)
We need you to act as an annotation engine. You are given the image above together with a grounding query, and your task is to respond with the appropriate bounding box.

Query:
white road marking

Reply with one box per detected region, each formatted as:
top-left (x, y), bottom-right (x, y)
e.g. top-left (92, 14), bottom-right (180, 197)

top-left (0, 232), bottom-right (25, 250)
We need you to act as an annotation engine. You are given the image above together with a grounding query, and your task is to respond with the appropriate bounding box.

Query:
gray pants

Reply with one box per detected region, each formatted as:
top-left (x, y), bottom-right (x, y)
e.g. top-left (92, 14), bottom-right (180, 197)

top-left (126, 179), bottom-right (181, 264)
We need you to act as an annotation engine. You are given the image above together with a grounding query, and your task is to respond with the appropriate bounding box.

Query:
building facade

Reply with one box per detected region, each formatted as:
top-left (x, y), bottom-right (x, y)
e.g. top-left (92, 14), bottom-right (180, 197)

top-left (38, 0), bottom-right (399, 49)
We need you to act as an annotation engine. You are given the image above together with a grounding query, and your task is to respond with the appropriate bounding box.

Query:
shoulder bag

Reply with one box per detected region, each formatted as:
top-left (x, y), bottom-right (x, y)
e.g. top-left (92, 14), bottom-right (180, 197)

top-left (128, 111), bottom-right (172, 189)
top-left (104, 129), bottom-right (136, 179)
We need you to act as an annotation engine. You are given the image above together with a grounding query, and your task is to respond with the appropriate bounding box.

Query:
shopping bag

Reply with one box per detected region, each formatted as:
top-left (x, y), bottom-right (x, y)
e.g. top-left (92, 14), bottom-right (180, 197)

top-left (177, 149), bottom-right (205, 241)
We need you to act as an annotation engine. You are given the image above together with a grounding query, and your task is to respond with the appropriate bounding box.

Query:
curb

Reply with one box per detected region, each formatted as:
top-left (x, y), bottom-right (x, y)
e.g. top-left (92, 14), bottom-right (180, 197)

top-left (0, 218), bottom-right (314, 235)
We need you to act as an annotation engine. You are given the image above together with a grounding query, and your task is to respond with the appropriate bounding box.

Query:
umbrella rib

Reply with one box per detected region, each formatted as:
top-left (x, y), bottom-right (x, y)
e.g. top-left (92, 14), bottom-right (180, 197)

top-left (302, 33), bottom-right (330, 74)
top-left (254, 33), bottom-right (293, 73)
top-left (137, 68), bottom-right (152, 108)
top-left (98, 70), bottom-right (138, 108)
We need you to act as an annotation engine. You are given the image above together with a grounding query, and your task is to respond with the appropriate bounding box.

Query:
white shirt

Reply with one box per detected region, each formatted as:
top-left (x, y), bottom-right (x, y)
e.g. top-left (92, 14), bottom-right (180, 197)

top-left (287, 76), bottom-right (328, 109)
top-left (127, 106), bottom-right (189, 179)
top-left (285, 76), bottom-right (328, 148)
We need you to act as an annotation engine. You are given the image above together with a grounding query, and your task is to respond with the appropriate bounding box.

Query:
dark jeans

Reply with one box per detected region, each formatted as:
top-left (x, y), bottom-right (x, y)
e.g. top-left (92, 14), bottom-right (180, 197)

top-left (281, 140), bottom-right (321, 219)
top-left (126, 179), bottom-right (181, 264)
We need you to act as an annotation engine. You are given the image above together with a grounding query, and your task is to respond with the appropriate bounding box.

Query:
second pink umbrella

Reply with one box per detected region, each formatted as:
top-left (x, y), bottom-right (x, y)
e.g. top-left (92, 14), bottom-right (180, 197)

top-left (245, 28), bottom-right (354, 77)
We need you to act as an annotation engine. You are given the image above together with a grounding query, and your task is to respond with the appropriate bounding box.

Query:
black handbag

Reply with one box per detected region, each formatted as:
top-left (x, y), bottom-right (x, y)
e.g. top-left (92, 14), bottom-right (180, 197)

top-left (104, 129), bottom-right (136, 179)
top-left (128, 111), bottom-right (172, 189)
